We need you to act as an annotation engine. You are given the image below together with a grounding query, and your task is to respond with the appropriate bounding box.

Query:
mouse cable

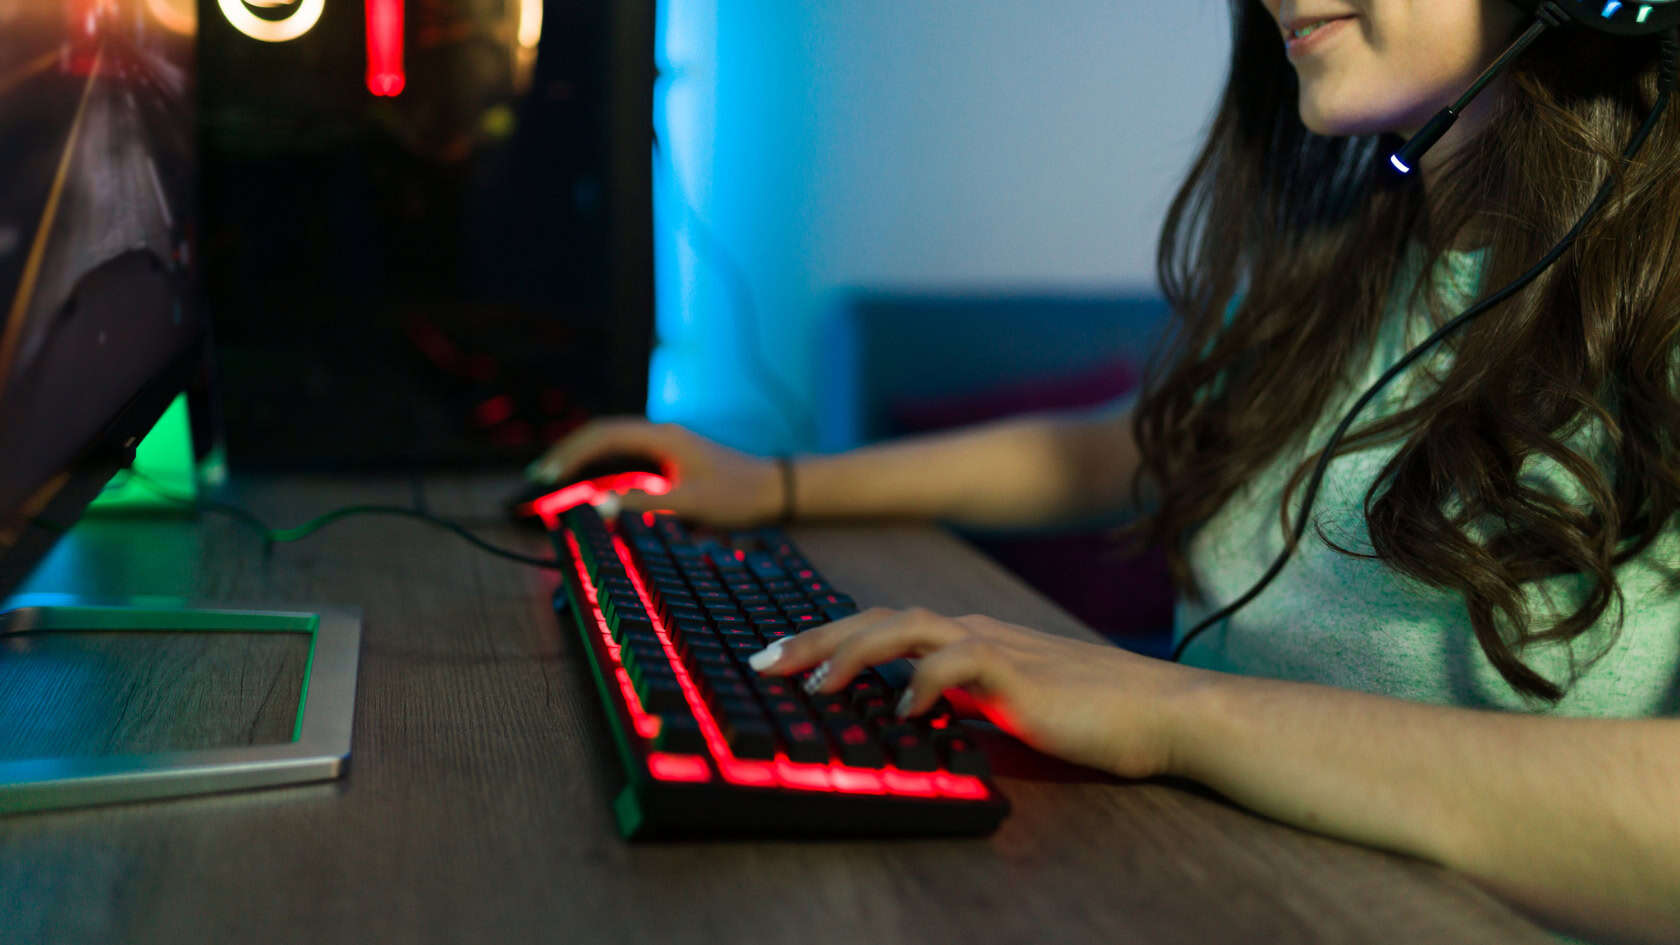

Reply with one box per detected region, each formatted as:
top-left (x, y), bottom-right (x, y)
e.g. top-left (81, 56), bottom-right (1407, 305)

top-left (649, 128), bottom-right (818, 449)
top-left (1171, 27), bottom-right (1677, 663)
top-left (119, 468), bottom-right (564, 571)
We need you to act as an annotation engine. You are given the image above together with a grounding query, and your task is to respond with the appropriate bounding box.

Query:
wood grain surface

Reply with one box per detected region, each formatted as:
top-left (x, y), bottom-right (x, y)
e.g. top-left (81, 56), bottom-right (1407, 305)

top-left (0, 631), bottom-right (308, 760)
top-left (0, 474), bottom-right (1560, 945)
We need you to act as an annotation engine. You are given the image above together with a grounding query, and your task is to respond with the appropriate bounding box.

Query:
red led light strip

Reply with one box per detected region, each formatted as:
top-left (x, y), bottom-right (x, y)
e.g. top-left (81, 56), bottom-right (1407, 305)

top-left (365, 0), bottom-right (405, 96)
top-left (599, 528), bottom-right (990, 800)
top-left (566, 531), bottom-right (662, 741)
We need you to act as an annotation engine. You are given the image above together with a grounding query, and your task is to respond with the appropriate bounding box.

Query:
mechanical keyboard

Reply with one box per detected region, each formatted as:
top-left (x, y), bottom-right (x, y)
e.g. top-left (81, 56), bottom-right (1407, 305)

top-left (547, 503), bottom-right (1011, 837)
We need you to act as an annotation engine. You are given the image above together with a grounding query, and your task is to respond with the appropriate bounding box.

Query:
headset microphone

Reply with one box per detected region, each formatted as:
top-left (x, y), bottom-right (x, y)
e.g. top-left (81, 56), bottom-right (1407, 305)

top-left (1392, 0), bottom-right (1680, 173)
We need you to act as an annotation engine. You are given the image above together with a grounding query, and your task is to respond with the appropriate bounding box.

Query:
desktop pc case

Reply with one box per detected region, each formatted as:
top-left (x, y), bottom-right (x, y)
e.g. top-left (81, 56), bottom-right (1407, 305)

top-left (198, 0), bottom-right (656, 470)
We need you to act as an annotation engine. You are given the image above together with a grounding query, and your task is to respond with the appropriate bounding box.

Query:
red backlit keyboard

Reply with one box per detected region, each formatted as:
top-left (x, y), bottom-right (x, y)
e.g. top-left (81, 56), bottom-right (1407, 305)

top-left (549, 504), bottom-right (1011, 837)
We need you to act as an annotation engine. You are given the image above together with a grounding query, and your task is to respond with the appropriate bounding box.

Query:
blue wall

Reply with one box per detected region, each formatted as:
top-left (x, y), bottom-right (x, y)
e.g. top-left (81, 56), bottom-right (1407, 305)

top-left (650, 1), bottom-right (1232, 454)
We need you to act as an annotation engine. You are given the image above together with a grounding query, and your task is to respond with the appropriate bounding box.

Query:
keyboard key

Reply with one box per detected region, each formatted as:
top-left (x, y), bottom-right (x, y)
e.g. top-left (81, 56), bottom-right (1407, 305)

top-left (775, 718), bottom-right (830, 764)
top-left (856, 697), bottom-right (893, 724)
top-left (655, 587), bottom-right (695, 607)
top-left (724, 719), bottom-right (777, 760)
top-left (702, 678), bottom-right (755, 707)
top-left (871, 658), bottom-right (914, 691)
top-left (620, 627), bottom-right (661, 654)
top-left (751, 678), bottom-right (794, 701)
top-left (620, 640), bottom-right (666, 679)
top-left (680, 638), bottom-right (726, 663)
top-left (807, 694), bottom-right (850, 718)
top-left (666, 604), bottom-right (708, 626)
top-left (692, 654), bottom-right (736, 678)
top-left (655, 716), bottom-right (707, 754)
top-left (711, 697), bottom-right (763, 725)
top-left (647, 569), bottom-right (684, 588)
top-left (880, 725), bottom-right (939, 771)
top-left (725, 638), bottom-right (766, 657)
top-left (826, 721), bottom-right (885, 768)
top-left (696, 661), bottom-right (742, 688)
top-left (822, 604), bottom-right (859, 623)
top-left (845, 678), bottom-right (885, 704)
top-left (637, 677), bottom-right (688, 714)
top-left (939, 731), bottom-right (989, 777)
top-left (613, 615), bottom-right (654, 645)
top-left (606, 598), bottom-right (649, 634)
top-left (671, 618), bottom-right (711, 643)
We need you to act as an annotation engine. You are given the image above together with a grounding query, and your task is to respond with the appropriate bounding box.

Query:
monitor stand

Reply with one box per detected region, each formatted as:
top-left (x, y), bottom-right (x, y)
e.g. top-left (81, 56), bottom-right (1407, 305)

top-left (0, 598), bottom-right (360, 814)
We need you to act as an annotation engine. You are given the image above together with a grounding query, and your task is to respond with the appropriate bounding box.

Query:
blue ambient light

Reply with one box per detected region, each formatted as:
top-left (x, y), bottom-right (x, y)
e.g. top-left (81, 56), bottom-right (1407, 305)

top-left (1390, 154), bottom-right (1412, 174)
top-left (1601, 1), bottom-right (1623, 17)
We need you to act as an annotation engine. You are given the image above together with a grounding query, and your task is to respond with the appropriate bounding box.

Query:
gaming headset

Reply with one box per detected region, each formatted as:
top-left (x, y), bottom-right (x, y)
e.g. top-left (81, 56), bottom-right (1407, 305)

top-left (1392, 0), bottom-right (1680, 172)
top-left (1170, 2), bottom-right (1680, 662)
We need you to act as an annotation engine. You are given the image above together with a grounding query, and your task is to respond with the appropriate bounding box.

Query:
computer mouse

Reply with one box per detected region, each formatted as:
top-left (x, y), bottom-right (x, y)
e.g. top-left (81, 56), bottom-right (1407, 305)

top-left (506, 453), bottom-right (672, 528)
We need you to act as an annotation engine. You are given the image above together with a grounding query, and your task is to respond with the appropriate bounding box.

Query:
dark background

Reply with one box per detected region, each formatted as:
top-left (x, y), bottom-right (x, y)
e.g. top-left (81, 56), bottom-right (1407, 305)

top-left (199, 0), bottom-right (653, 470)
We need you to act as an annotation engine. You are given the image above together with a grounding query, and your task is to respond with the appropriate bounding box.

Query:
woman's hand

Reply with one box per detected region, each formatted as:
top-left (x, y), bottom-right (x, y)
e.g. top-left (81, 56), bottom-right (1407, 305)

top-left (750, 606), bottom-right (1214, 780)
top-left (527, 417), bottom-right (782, 527)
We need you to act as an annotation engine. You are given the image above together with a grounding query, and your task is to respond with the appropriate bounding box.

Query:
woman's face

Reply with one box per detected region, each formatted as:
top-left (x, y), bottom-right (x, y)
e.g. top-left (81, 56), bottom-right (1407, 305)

top-left (1257, 0), bottom-right (1528, 137)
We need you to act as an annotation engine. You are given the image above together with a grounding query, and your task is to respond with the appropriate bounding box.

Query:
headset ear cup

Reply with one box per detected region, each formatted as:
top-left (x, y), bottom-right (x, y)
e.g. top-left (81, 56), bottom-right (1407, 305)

top-left (1517, 0), bottom-right (1680, 37)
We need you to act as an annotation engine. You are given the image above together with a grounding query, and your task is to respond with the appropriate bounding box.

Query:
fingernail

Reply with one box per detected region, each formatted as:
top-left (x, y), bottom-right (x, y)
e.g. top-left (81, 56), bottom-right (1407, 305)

top-left (801, 661), bottom-right (831, 694)
top-left (747, 638), bottom-right (788, 673)
top-left (895, 688), bottom-right (915, 719)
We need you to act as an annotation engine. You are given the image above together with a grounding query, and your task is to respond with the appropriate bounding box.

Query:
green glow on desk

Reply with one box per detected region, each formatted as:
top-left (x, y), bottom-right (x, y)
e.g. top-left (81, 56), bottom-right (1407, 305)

top-left (90, 394), bottom-right (196, 513)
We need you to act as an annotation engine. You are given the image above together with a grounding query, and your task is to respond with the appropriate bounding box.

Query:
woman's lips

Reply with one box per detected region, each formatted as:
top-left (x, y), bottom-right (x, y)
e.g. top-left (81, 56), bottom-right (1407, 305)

top-left (1285, 16), bottom-right (1356, 59)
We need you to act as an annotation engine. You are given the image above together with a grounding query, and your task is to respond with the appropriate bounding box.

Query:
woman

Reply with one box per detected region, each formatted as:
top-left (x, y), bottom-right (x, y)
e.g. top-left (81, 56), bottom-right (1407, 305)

top-left (532, 2), bottom-right (1680, 940)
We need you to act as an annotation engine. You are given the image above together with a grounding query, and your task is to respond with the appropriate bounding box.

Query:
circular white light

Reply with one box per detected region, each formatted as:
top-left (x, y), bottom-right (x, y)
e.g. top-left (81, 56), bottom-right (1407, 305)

top-left (217, 0), bottom-right (323, 42)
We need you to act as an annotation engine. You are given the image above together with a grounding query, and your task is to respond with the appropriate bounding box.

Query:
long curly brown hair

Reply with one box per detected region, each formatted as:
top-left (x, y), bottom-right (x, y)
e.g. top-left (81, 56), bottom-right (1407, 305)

top-left (1121, 1), bottom-right (1680, 701)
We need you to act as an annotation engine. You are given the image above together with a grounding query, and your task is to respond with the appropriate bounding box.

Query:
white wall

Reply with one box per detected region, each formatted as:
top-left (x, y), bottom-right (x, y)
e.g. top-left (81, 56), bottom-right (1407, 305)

top-left (651, 0), bottom-right (1233, 453)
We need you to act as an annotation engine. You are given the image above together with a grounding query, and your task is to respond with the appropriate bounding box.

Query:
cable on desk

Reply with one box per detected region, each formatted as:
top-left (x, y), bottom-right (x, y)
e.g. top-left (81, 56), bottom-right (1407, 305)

top-left (122, 469), bottom-right (564, 571)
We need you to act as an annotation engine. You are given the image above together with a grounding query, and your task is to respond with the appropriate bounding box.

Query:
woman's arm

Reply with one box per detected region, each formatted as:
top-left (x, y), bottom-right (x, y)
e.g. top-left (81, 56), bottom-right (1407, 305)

top-left (790, 393), bottom-right (1143, 531)
top-left (1172, 676), bottom-right (1680, 944)
top-left (529, 396), bottom-right (1142, 529)
top-left (759, 609), bottom-right (1680, 945)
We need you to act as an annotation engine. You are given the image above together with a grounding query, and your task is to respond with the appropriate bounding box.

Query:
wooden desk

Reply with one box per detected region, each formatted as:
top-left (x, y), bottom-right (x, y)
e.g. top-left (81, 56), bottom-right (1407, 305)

top-left (0, 474), bottom-right (1557, 944)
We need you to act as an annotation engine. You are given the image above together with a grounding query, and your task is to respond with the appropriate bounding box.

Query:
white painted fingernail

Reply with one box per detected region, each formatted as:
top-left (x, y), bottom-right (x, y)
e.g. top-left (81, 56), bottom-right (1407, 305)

top-left (802, 661), bottom-right (831, 694)
top-left (895, 688), bottom-right (915, 718)
top-left (748, 638), bottom-right (788, 673)
top-left (594, 493), bottom-right (623, 520)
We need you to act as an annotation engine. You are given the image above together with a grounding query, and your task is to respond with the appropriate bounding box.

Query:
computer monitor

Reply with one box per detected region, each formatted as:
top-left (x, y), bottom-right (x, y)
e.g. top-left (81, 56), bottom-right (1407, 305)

top-left (0, 0), bottom-right (206, 586)
top-left (0, 0), bottom-right (359, 813)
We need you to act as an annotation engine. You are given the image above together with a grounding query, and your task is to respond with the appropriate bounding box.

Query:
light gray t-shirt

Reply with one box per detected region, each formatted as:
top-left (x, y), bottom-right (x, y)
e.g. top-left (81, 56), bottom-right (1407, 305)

top-left (1175, 247), bottom-right (1680, 717)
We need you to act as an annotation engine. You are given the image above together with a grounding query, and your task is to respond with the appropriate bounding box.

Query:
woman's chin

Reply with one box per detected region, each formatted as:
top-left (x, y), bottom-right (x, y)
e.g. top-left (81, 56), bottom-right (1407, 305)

top-left (1298, 106), bottom-right (1407, 139)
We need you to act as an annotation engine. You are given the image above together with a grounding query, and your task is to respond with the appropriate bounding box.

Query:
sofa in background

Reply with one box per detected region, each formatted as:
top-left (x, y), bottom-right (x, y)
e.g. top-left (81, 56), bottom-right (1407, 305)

top-left (814, 291), bottom-right (1177, 657)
